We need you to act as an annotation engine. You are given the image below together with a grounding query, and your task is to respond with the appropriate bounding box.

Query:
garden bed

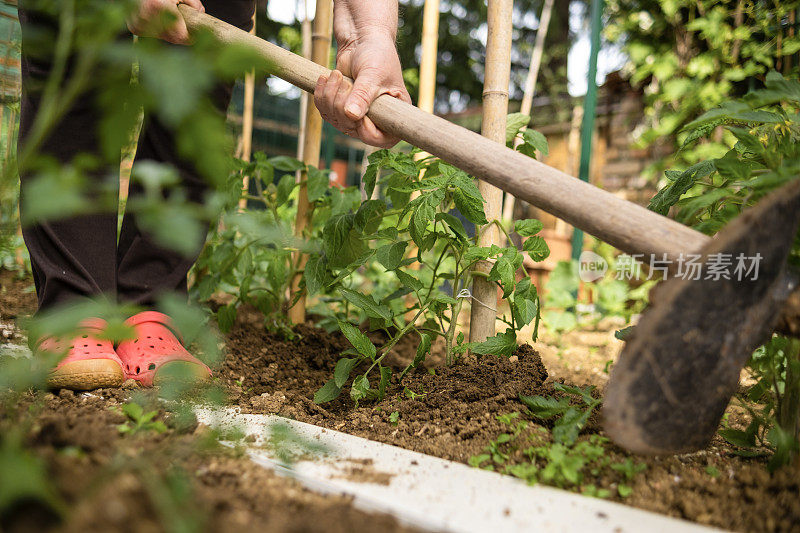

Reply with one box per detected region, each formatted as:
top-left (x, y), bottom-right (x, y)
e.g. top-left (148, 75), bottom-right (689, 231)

top-left (2, 272), bottom-right (800, 533)
top-left (218, 305), bottom-right (800, 533)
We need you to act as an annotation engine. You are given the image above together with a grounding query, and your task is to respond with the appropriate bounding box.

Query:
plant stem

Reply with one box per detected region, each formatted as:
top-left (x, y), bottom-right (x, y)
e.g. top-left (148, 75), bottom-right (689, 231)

top-left (779, 338), bottom-right (800, 464)
top-left (367, 303), bottom-right (430, 375)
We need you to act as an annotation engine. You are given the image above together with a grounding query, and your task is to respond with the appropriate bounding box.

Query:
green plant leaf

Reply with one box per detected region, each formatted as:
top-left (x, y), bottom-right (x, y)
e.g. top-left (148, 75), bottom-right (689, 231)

top-left (614, 326), bottom-right (635, 341)
top-left (518, 129), bottom-right (549, 158)
top-left (401, 332), bottom-right (431, 378)
top-left (553, 383), bottom-right (597, 405)
top-left (269, 156), bottom-right (305, 172)
top-left (515, 219), bottom-right (544, 236)
top-left (523, 236), bottom-right (550, 261)
top-left (470, 328), bottom-right (517, 357)
top-left (276, 174), bottom-right (296, 206)
top-left (334, 358), bottom-right (359, 388)
top-left (377, 242), bottom-right (408, 271)
top-left (396, 269), bottom-right (424, 292)
top-left (506, 113), bottom-right (531, 143)
top-left (436, 212), bottom-right (469, 241)
top-left (519, 395), bottom-right (570, 418)
top-left (337, 321), bottom-right (377, 360)
top-left (307, 167), bottom-right (330, 203)
top-left (767, 425), bottom-right (800, 472)
top-left (362, 149), bottom-right (389, 199)
top-left (489, 250), bottom-right (521, 298)
top-left (122, 402), bottom-right (144, 421)
top-left (648, 161), bottom-right (716, 215)
top-left (552, 407), bottom-right (591, 445)
top-left (339, 289), bottom-right (393, 323)
top-left (453, 187), bottom-right (488, 225)
top-left (354, 199), bottom-right (386, 235)
top-left (304, 255), bottom-right (326, 296)
top-left (410, 200), bottom-right (436, 247)
top-left (350, 375), bottom-right (377, 405)
top-left (216, 303), bottom-right (237, 334)
top-left (719, 428), bottom-right (756, 449)
top-left (323, 214), bottom-right (367, 268)
top-left (314, 379), bottom-right (343, 404)
top-left (512, 278), bottom-right (540, 327)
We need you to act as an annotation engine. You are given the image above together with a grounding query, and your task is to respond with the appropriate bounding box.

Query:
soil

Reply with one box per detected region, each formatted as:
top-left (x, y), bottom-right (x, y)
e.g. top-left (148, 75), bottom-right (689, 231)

top-left (219, 306), bottom-right (800, 533)
top-left (3, 272), bottom-right (800, 533)
top-left (0, 275), bottom-right (420, 533)
top-left (1, 388), bottom-right (421, 533)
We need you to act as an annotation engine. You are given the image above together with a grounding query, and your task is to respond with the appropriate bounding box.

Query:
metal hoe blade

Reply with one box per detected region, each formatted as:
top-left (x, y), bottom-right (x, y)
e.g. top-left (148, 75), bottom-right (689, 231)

top-left (604, 179), bottom-right (800, 455)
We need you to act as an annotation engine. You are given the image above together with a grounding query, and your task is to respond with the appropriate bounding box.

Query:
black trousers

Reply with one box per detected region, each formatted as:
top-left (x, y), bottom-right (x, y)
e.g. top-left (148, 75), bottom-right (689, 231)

top-left (18, 0), bottom-right (254, 311)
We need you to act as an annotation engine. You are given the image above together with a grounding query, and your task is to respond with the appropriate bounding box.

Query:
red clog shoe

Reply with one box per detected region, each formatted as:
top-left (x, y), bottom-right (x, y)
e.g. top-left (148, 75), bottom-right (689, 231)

top-left (40, 318), bottom-right (125, 391)
top-left (116, 311), bottom-right (211, 387)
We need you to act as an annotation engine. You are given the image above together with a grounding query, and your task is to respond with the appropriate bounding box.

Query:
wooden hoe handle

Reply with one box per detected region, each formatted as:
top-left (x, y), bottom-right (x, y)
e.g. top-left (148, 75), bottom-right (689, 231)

top-left (179, 6), bottom-right (711, 260)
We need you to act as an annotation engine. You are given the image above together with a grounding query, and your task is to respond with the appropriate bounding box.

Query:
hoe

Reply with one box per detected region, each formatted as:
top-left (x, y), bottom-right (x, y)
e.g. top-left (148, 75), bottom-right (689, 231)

top-left (179, 7), bottom-right (800, 455)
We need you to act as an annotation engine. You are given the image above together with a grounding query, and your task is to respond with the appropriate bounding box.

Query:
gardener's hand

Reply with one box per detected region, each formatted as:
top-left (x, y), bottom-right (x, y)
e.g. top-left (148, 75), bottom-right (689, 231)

top-left (314, 2), bottom-right (411, 148)
top-left (127, 0), bottom-right (205, 45)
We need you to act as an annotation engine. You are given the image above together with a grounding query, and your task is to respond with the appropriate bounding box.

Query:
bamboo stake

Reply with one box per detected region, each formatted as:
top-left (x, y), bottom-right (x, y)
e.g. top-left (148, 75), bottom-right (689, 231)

top-left (288, 0), bottom-right (333, 324)
top-left (417, 0), bottom-right (440, 115)
top-left (405, 0), bottom-right (441, 280)
top-left (501, 0), bottom-right (553, 224)
top-left (238, 7), bottom-right (258, 211)
top-left (469, 0), bottom-right (514, 344)
top-left (296, 0), bottom-right (312, 161)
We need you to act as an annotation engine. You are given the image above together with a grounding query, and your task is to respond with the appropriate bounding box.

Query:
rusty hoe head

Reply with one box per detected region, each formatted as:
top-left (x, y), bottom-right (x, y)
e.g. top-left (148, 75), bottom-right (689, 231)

top-left (603, 179), bottom-right (800, 455)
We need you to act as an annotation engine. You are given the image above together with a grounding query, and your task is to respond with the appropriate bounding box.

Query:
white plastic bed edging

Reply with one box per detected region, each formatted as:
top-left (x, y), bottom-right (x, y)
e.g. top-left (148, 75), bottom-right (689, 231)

top-left (194, 407), bottom-right (725, 533)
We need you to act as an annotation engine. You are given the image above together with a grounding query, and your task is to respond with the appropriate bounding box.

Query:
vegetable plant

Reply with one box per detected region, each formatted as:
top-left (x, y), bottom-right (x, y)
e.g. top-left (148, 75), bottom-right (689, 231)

top-left (191, 152), bottom-right (358, 336)
top-left (310, 118), bottom-right (551, 405)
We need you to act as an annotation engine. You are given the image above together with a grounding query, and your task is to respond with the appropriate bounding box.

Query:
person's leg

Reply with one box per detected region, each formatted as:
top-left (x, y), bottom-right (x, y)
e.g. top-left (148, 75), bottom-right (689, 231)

top-left (116, 0), bottom-right (255, 306)
top-left (17, 3), bottom-right (120, 311)
top-left (115, 1), bottom-right (254, 386)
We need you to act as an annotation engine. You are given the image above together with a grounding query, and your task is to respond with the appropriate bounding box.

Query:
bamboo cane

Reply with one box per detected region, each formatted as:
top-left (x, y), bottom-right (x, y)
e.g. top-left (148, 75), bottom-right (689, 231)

top-left (501, 0), bottom-right (553, 224)
top-left (288, 0), bottom-right (333, 324)
top-left (238, 9), bottom-right (258, 211)
top-left (178, 6), bottom-right (711, 270)
top-left (405, 0), bottom-right (440, 286)
top-left (468, 0), bottom-right (514, 344)
top-left (417, 0), bottom-right (440, 115)
top-left (296, 0), bottom-right (312, 161)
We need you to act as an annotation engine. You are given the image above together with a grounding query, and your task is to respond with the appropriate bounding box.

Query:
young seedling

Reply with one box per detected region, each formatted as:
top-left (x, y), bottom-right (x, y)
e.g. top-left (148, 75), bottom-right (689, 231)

top-left (116, 402), bottom-right (168, 435)
top-left (520, 383), bottom-right (601, 445)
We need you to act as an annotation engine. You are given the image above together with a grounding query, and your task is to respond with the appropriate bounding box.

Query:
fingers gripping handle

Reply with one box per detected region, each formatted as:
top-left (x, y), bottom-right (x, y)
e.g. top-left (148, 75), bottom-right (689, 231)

top-left (177, 6), bottom-right (711, 261)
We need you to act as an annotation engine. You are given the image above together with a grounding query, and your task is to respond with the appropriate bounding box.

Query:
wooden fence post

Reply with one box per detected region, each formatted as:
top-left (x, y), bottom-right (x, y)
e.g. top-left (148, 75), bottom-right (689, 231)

top-left (288, 0), bottom-right (333, 324)
top-left (469, 0), bottom-right (513, 344)
top-left (501, 0), bottom-right (553, 225)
